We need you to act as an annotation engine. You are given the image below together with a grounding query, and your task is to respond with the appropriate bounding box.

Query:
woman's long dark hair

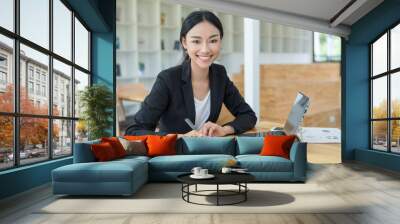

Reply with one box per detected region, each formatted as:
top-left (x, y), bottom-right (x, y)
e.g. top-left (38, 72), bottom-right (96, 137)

top-left (180, 10), bottom-right (224, 63)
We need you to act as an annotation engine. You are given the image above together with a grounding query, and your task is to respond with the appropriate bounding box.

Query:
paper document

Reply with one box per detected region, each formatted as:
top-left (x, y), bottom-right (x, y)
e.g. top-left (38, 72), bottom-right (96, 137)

top-left (297, 127), bottom-right (341, 143)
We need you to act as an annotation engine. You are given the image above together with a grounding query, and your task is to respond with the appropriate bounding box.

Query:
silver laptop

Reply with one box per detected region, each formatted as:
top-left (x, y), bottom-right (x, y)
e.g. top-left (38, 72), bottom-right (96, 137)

top-left (282, 92), bottom-right (310, 135)
top-left (241, 92), bottom-right (310, 137)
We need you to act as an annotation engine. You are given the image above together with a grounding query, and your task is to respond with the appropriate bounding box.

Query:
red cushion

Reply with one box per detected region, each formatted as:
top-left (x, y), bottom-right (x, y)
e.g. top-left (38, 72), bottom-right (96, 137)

top-left (101, 137), bottom-right (126, 158)
top-left (146, 134), bottom-right (177, 157)
top-left (91, 142), bottom-right (117, 161)
top-left (124, 135), bottom-right (148, 141)
top-left (259, 135), bottom-right (296, 159)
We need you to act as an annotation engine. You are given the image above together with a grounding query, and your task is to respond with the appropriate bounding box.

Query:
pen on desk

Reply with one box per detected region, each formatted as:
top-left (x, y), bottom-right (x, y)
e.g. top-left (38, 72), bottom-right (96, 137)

top-left (184, 118), bottom-right (196, 130)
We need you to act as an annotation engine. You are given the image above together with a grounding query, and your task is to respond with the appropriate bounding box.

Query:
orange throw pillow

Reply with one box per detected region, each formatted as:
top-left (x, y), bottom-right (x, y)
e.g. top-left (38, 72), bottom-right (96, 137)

top-left (124, 135), bottom-right (148, 142)
top-left (101, 137), bottom-right (127, 158)
top-left (91, 142), bottom-right (117, 161)
top-left (259, 135), bottom-right (296, 159)
top-left (146, 134), bottom-right (177, 157)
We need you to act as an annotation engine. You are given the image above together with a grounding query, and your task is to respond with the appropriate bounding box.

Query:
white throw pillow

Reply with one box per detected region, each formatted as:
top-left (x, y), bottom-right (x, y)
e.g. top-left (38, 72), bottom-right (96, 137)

top-left (118, 137), bottom-right (147, 156)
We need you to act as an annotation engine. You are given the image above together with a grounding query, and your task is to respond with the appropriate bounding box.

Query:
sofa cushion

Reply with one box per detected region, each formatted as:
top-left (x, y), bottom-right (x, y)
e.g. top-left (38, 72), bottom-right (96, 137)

top-left (52, 158), bottom-right (147, 183)
top-left (147, 134), bottom-right (177, 157)
top-left (73, 139), bottom-right (100, 163)
top-left (236, 155), bottom-right (293, 172)
top-left (101, 137), bottom-right (127, 158)
top-left (148, 154), bottom-right (235, 172)
top-left (115, 155), bottom-right (150, 164)
top-left (119, 138), bottom-right (147, 156)
top-left (236, 137), bottom-right (264, 155)
top-left (260, 135), bottom-right (296, 159)
top-left (177, 137), bottom-right (236, 155)
top-left (91, 142), bottom-right (118, 161)
top-left (124, 135), bottom-right (149, 142)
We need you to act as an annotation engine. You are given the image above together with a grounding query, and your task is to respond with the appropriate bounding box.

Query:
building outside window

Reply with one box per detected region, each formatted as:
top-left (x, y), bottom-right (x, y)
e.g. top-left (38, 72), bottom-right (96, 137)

top-left (54, 89), bottom-right (58, 103)
top-left (28, 81), bottom-right (34, 94)
top-left (35, 83), bottom-right (40, 95)
top-left (42, 85), bottom-right (46, 97)
top-left (35, 70), bottom-right (40, 81)
top-left (0, 71), bottom-right (7, 91)
top-left (28, 66), bottom-right (34, 80)
top-left (0, 71), bottom-right (6, 83)
top-left (0, 54), bottom-right (7, 88)
top-left (41, 73), bottom-right (46, 83)
top-left (0, 54), bottom-right (7, 67)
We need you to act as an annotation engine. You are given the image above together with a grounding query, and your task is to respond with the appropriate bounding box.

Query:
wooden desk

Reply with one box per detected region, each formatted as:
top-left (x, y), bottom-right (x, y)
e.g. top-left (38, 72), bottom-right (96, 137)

top-left (245, 121), bottom-right (341, 164)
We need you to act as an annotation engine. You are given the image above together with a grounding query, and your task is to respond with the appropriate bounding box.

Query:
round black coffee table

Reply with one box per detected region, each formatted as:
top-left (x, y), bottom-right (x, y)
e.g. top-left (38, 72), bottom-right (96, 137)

top-left (177, 173), bottom-right (255, 206)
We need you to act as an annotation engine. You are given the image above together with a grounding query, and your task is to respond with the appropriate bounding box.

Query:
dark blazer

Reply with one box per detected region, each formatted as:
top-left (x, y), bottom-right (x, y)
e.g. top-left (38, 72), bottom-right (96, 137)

top-left (125, 60), bottom-right (257, 135)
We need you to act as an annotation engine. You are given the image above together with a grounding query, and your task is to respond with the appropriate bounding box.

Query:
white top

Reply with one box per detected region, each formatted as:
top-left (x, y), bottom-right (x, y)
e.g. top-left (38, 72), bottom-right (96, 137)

top-left (193, 91), bottom-right (211, 130)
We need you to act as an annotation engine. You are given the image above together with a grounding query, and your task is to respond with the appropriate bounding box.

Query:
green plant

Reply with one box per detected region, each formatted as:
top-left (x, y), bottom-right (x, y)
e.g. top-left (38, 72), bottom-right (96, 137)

top-left (79, 84), bottom-right (113, 140)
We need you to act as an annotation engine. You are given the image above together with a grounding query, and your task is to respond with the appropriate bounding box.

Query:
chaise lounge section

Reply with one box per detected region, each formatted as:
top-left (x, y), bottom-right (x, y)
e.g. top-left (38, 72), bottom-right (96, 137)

top-left (52, 140), bottom-right (149, 196)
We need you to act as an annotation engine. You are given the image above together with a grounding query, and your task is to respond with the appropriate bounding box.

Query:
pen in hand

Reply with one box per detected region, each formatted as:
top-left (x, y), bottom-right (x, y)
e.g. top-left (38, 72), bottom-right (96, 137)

top-left (184, 118), bottom-right (196, 130)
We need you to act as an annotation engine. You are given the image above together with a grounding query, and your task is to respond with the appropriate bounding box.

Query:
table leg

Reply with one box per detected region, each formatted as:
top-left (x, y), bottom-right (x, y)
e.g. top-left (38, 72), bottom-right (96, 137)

top-left (187, 184), bottom-right (190, 202)
top-left (245, 183), bottom-right (247, 201)
top-left (217, 184), bottom-right (219, 206)
top-left (181, 184), bottom-right (183, 199)
top-left (195, 184), bottom-right (197, 192)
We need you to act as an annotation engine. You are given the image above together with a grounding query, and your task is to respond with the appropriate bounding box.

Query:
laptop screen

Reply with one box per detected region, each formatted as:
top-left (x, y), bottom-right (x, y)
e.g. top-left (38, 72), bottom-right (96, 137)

top-left (283, 92), bottom-right (310, 135)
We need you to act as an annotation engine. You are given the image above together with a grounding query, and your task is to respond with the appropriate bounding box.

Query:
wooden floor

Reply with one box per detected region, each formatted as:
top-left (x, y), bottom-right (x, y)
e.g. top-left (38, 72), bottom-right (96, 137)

top-left (1, 161), bottom-right (400, 224)
top-left (308, 144), bottom-right (341, 164)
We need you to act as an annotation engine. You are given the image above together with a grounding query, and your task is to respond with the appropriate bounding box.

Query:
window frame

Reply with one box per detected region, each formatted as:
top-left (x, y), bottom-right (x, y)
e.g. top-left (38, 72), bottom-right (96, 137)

top-left (0, 0), bottom-right (92, 171)
top-left (369, 20), bottom-right (400, 154)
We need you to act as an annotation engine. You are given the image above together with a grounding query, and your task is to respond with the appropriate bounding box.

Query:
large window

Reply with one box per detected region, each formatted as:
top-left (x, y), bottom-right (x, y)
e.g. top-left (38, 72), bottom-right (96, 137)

top-left (313, 32), bottom-right (341, 62)
top-left (0, 0), bottom-right (91, 171)
top-left (370, 23), bottom-right (400, 153)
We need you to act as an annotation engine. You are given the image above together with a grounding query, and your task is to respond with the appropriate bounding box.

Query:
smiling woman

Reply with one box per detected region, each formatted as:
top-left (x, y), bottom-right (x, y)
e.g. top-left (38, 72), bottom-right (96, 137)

top-left (125, 10), bottom-right (257, 137)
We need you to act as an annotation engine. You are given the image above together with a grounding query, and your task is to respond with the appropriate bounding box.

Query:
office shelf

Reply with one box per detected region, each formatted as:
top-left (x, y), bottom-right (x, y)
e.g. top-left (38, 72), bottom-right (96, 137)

top-left (116, 0), bottom-right (245, 89)
top-left (116, 0), bottom-right (312, 89)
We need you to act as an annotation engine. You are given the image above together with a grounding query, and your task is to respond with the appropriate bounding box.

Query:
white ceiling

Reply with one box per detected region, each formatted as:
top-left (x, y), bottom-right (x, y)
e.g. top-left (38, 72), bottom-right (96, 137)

top-left (223, 0), bottom-right (353, 24)
top-left (168, 0), bottom-right (384, 37)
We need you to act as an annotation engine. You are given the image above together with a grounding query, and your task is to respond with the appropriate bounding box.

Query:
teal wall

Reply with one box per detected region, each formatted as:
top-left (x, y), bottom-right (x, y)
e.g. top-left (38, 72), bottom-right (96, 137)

top-left (0, 0), bottom-right (115, 200)
top-left (70, 0), bottom-right (116, 134)
top-left (344, 0), bottom-right (400, 171)
top-left (0, 158), bottom-right (72, 199)
top-left (91, 0), bottom-right (116, 135)
top-left (92, 32), bottom-right (115, 136)
top-left (355, 149), bottom-right (400, 172)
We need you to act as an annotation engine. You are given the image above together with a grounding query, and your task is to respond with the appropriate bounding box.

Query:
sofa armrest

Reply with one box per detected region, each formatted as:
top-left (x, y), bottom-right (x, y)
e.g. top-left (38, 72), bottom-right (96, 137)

top-left (73, 140), bottom-right (100, 163)
top-left (289, 141), bottom-right (307, 181)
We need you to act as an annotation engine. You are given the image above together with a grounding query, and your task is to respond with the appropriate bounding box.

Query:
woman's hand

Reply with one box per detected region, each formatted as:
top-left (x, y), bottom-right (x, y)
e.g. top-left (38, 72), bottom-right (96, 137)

top-left (178, 130), bottom-right (204, 138)
top-left (199, 122), bottom-right (234, 137)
